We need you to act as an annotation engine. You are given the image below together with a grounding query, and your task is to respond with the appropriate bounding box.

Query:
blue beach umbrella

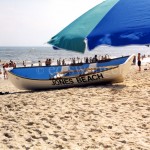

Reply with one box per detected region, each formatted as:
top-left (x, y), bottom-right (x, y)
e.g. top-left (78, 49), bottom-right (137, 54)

top-left (48, 0), bottom-right (150, 53)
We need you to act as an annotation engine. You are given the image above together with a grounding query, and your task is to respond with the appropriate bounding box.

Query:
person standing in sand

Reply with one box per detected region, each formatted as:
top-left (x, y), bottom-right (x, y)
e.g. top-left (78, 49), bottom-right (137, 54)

top-left (132, 55), bottom-right (136, 65)
top-left (3, 63), bottom-right (8, 79)
top-left (137, 53), bottom-right (141, 71)
top-left (23, 61), bottom-right (26, 67)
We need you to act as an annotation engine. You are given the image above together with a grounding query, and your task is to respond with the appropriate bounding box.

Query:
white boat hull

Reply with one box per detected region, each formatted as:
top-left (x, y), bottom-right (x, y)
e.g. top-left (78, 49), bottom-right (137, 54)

top-left (7, 55), bottom-right (134, 90)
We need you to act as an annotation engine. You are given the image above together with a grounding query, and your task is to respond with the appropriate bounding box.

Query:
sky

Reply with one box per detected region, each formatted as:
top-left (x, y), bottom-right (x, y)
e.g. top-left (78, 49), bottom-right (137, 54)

top-left (0, 0), bottom-right (103, 46)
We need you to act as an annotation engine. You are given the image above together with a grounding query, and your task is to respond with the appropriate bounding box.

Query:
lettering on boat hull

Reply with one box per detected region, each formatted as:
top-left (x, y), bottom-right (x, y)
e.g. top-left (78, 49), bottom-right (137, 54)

top-left (52, 73), bottom-right (104, 86)
top-left (52, 78), bottom-right (74, 85)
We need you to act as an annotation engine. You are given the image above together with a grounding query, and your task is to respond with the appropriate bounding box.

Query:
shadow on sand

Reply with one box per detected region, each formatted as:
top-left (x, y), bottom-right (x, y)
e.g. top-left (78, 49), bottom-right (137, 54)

top-left (0, 83), bottom-right (126, 95)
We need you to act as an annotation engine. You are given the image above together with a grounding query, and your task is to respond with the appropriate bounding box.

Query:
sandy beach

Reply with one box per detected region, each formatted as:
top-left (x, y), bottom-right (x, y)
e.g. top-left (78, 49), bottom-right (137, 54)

top-left (0, 65), bottom-right (150, 150)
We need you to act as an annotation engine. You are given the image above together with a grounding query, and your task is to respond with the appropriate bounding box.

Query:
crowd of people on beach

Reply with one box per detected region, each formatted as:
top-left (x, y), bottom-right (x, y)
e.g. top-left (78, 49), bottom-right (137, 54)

top-left (49, 55), bottom-right (110, 65)
top-left (0, 53), bottom-right (150, 79)
top-left (21, 54), bottom-right (110, 67)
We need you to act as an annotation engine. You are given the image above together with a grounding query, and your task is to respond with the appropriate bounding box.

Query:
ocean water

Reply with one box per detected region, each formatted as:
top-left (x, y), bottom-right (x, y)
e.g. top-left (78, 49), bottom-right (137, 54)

top-left (0, 45), bottom-right (150, 65)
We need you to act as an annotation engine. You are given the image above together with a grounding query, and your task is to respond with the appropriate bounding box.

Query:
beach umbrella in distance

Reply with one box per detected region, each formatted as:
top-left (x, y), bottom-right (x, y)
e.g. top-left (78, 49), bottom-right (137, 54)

top-left (48, 0), bottom-right (150, 53)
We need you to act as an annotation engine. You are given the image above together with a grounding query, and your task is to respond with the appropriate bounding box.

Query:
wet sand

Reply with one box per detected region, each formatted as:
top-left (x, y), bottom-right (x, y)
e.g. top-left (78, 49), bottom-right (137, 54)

top-left (0, 65), bottom-right (150, 149)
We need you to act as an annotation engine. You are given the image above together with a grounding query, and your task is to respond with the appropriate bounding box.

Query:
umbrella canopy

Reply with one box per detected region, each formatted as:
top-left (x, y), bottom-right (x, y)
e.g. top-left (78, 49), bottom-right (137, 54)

top-left (48, 0), bottom-right (150, 53)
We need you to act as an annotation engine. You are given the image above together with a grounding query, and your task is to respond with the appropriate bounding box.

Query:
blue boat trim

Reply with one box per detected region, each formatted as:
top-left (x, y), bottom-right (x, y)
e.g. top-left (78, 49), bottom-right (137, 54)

top-left (9, 56), bottom-right (129, 80)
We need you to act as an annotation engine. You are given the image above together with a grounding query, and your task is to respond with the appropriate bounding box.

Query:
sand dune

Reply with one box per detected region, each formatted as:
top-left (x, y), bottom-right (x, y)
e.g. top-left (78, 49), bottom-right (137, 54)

top-left (0, 65), bottom-right (150, 149)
